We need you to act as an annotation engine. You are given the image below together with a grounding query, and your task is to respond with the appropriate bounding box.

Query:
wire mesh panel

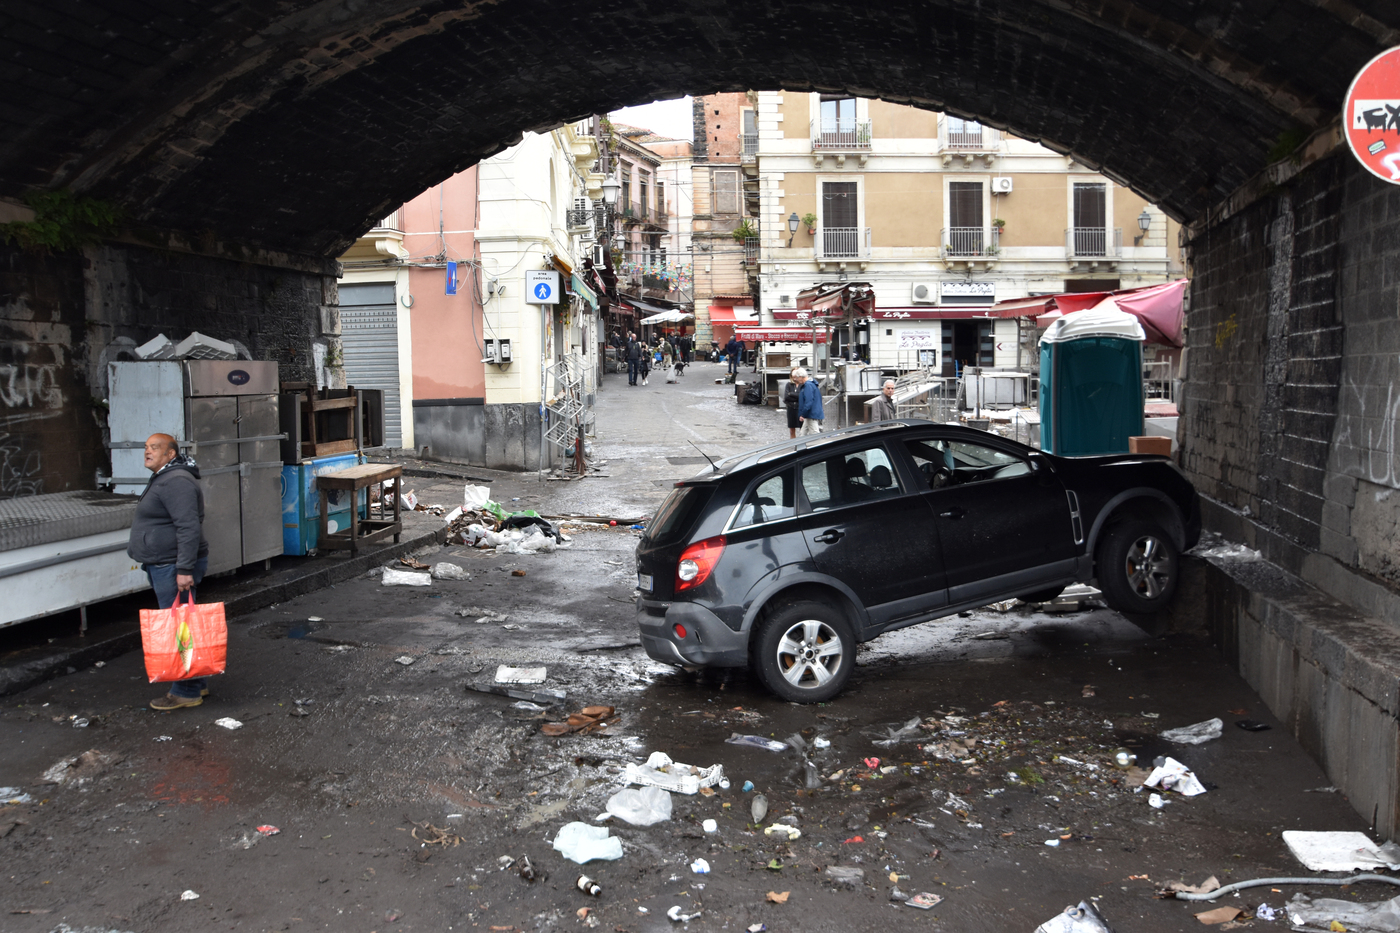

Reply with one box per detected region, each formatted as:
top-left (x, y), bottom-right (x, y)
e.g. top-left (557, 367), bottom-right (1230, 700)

top-left (544, 355), bottom-right (589, 452)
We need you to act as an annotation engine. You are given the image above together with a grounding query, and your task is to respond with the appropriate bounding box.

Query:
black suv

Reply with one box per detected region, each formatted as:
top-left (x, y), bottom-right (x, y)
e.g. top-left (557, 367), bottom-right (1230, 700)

top-left (635, 420), bottom-right (1200, 702)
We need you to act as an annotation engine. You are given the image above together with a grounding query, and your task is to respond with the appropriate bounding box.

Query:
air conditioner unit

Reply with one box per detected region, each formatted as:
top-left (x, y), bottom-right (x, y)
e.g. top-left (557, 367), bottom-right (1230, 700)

top-left (991, 177), bottom-right (1014, 194)
top-left (911, 282), bottom-right (937, 305)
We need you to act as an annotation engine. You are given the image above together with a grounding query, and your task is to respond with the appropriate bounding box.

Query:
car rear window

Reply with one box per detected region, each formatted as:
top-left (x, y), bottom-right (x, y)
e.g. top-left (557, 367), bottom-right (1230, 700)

top-left (646, 485), bottom-right (715, 546)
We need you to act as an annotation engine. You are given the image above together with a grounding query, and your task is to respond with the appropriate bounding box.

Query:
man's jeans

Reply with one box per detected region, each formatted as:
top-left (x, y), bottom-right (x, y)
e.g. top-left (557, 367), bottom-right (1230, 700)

top-left (628, 359), bottom-right (639, 384)
top-left (728, 355), bottom-right (739, 375)
top-left (145, 556), bottom-right (210, 699)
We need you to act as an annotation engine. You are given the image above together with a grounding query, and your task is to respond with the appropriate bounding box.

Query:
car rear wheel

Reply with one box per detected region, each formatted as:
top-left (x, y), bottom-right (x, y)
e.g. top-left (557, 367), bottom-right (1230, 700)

top-left (1096, 520), bottom-right (1179, 614)
top-left (752, 600), bottom-right (855, 703)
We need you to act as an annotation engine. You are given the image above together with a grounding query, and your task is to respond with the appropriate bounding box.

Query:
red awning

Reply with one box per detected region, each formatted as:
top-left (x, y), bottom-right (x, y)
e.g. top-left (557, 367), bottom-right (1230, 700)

top-left (986, 279), bottom-right (1188, 347)
top-left (736, 326), bottom-right (830, 344)
top-left (708, 305), bottom-right (760, 325)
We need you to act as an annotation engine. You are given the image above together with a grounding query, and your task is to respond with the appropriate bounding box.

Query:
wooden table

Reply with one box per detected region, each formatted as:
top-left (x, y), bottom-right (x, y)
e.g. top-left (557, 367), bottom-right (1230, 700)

top-left (316, 463), bottom-right (402, 556)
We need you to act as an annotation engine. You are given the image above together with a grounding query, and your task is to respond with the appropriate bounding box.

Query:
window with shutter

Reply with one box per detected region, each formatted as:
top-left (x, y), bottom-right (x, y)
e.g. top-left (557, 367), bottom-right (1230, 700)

top-left (713, 170), bottom-right (739, 214)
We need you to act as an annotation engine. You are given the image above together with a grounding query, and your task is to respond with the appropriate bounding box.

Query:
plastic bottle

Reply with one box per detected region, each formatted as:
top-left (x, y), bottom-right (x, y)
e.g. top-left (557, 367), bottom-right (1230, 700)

top-left (577, 875), bottom-right (602, 896)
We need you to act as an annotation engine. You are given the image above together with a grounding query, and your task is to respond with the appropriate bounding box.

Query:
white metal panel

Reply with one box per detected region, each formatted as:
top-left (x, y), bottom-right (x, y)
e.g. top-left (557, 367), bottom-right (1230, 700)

top-left (0, 529), bottom-right (148, 629)
top-left (109, 361), bottom-right (186, 494)
top-left (339, 304), bottom-right (402, 447)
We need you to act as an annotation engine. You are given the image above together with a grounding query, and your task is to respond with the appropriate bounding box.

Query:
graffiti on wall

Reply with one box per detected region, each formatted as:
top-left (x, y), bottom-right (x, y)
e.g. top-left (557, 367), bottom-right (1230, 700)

top-left (1332, 359), bottom-right (1400, 490)
top-left (0, 362), bottom-right (67, 497)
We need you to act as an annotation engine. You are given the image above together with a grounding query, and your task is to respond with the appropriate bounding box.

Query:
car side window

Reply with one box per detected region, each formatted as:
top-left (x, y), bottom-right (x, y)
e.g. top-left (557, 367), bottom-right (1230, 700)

top-left (905, 437), bottom-right (1030, 488)
top-left (732, 470), bottom-right (796, 528)
top-left (801, 445), bottom-right (903, 510)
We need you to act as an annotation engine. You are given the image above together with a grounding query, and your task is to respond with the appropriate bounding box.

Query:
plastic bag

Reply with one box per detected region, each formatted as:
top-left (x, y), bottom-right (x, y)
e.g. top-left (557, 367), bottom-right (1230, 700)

top-left (140, 593), bottom-right (227, 683)
top-left (1143, 756), bottom-right (1207, 796)
top-left (463, 485), bottom-right (492, 510)
top-left (605, 787), bottom-right (672, 826)
top-left (381, 568), bottom-right (431, 586)
top-left (823, 866), bottom-right (864, 886)
top-left (867, 716), bottom-right (923, 747)
top-left (725, 733), bottom-right (787, 752)
top-left (1159, 717), bottom-right (1223, 745)
top-left (552, 822), bottom-right (623, 864)
top-left (430, 562), bottom-right (471, 581)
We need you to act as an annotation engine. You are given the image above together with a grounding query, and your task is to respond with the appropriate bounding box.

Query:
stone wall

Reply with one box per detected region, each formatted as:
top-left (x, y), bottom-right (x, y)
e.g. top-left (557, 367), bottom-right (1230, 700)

top-left (413, 401), bottom-right (548, 472)
top-left (0, 241), bottom-right (336, 499)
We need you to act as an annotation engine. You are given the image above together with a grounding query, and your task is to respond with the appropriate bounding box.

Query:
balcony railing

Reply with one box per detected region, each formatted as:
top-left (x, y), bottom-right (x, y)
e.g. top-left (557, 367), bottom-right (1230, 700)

top-left (816, 227), bottom-right (870, 260)
top-left (623, 200), bottom-right (649, 221)
top-left (944, 127), bottom-right (999, 150)
top-left (1065, 227), bottom-right (1122, 259)
top-left (941, 227), bottom-right (1001, 259)
top-left (743, 236), bottom-right (759, 264)
top-left (371, 210), bottom-right (401, 231)
top-left (740, 133), bottom-right (759, 162)
top-left (811, 120), bottom-right (873, 151)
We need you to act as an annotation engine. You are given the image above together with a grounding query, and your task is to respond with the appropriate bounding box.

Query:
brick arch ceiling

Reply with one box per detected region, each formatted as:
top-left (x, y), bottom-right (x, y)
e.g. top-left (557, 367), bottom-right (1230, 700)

top-left (2, 0), bottom-right (1395, 257)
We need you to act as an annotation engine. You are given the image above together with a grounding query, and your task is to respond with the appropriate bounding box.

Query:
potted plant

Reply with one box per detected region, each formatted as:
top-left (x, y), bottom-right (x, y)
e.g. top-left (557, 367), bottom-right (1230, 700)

top-left (801, 212), bottom-right (818, 235)
top-left (992, 218), bottom-right (1006, 236)
top-left (731, 219), bottom-right (757, 242)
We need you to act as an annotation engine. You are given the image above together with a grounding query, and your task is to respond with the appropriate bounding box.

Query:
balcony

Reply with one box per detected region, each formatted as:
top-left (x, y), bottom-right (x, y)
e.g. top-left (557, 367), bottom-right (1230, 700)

top-left (622, 200), bottom-right (649, 222)
top-left (940, 227), bottom-right (1001, 267)
top-left (815, 227), bottom-right (871, 269)
top-left (566, 207), bottom-right (594, 232)
top-left (811, 121), bottom-right (872, 166)
top-left (941, 126), bottom-right (999, 167)
top-left (742, 236), bottom-right (759, 264)
top-left (1066, 227), bottom-right (1122, 265)
top-left (371, 209), bottom-right (401, 232)
top-left (740, 133), bottom-right (758, 163)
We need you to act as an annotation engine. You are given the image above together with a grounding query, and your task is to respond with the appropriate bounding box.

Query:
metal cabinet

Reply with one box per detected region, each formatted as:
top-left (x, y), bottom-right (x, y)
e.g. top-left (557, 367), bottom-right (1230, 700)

top-left (109, 360), bottom-right (284, 575)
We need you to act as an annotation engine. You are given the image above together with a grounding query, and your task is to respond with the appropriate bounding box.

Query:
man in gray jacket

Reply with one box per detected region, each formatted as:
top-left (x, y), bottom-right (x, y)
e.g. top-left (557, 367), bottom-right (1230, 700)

top-left (128, 433), bottom-right (211, 711)
top-left (870, 379), bottom-right (898, 421)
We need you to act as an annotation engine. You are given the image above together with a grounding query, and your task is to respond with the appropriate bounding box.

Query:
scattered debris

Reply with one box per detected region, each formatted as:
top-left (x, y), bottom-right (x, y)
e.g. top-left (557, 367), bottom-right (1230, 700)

top-left (1144, 757), bottom-right (1207, 796)
top-left (0, 787), bottom-right (32, 804)
top-left (751, 794), bottom-right (768, 823)
top-left (553, 822), bottom-right (623, 864)
top-left (605, 786), bottom-right (672, 826)
top-left (154, 735), bottom-right (172, 742)
top-left (1167, 877), bottom-right (1221, 895)
top-left (214, 718), bottom-right (243, 730)
top-left (667, 906), bottom-right (702, 922)
top-left (410, 820), bottom-right (463, 847)
top-left (1160, 718), bottom-right (1223, 744)
top-left (1033, 901), bottom-right (1115, 932)
top-left (764, 824), bottom-right (801, 840)
top-left (576, 875), bottom-right (601, 896)
top-left (622, 752), bottom-right (724, 795)
top-left (395, 655), bottom-right (416, 666)
top-left (907, 893), bottom-right (944, 910)
top-left (541, 706), bottom-right (617, 737)
top-left (40, 749), bottom-right (115, 786)
top-left (180, 890), bottom-right (200, 901)
top-left (1082, 685), bottom-right (1096, 698)
top-left (256, 825), bottom-right (280, 836)
top-left (512, 570), bottom-right (527, 577)
top-left (495, 665), bottom-right (547, 684)
top-left (465, 682), bottom-right (566, 705)
top-left (1235, 719), bottom-right (1271, 731)
top-left (725, 733), bottom-right (787, 752)
top-left (823, 866), bottom-right (864, 886)
top-left (1194, 906), bottom-right (1244, 925)
top-left (690, 858), bottom-right (710, 874)
top-left (430, 562), bottom-right (471, 581)
top-left (766, 891), bottom-right (789, 904)
top-left (1283, 831), bottom-right (1400, 872)
top-left (868, 717), bottom-right (922, 747)
top-left (399, 556), bottom-right (431, 570)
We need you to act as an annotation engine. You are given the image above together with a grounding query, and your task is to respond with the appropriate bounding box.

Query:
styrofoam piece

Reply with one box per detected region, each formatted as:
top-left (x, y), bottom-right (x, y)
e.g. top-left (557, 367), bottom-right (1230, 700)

top-left (495, 665), bottom-right (546, 684)
top-left (622, 751), bottom-right (724, 796)
top-left (381, 568), bottom-right (431, 586)
top-left (174, 331), bottom-right (237, 360)
top-left (135, 333), bottom-right (176, 360)
top-left (1282, 830), bottom-right (1400, 872)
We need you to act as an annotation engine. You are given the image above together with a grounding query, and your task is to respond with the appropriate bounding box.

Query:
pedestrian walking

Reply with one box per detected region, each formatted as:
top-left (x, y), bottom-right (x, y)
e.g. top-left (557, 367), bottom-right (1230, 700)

top-left (725, 336), bottom-right (739, 375)
top-left (784, 369), bottom-right (802, 439)
top-left (128, 433), bottom-right (212, 710)
top-left (626, 332), bottom-right (642, 386)
top-left (640, 340), bottom-right (653, 386)
top-left (793, 367), bottom-right (824, 435)
top-left (870, 379), bottom-right (898, 421)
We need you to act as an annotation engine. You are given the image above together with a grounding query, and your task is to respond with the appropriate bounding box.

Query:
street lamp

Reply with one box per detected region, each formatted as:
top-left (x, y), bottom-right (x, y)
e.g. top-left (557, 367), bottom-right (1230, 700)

top-left (787, 211), bottom-right (800, 248)
top-left (601, 177), bottom-right (621, 207)
top-left (1134, 208), bottom-right (1152, 245)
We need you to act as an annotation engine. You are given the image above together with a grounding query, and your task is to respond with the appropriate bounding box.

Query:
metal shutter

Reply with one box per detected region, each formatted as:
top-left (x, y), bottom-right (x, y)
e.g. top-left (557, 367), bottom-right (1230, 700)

top-left (338, 284), bottom-right (402, 448)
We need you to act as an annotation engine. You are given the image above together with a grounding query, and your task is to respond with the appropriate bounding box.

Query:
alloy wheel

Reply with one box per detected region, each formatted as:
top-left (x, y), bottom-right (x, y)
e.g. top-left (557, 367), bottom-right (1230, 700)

top-left (775, 619), bottom-right (844, 689)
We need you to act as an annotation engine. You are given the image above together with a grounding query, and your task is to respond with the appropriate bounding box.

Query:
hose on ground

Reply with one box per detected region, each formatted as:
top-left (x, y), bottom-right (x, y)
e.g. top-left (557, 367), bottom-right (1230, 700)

top-left (1173, 873), bottom-right (1400, 902)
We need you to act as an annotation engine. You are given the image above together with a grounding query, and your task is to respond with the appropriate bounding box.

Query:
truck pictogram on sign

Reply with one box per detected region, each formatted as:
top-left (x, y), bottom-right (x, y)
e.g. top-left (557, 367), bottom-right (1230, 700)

top-left (1344, 48), bottom-right (1400, 184)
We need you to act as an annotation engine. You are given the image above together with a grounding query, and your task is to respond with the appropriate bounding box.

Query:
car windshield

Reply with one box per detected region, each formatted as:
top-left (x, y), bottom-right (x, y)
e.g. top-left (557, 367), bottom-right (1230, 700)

top-left (646, 485), bottom-right (715, 546)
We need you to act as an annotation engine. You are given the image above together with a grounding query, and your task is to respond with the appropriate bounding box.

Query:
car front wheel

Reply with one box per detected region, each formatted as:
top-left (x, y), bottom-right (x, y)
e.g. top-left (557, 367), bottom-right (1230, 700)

top-left (1096, 519), bottom-right (1180, 614)
top-left (752, 600), bottom-right (855, 703)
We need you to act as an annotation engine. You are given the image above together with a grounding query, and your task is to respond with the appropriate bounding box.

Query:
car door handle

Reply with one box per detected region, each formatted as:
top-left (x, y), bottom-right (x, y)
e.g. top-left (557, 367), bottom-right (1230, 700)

top-left (813, 529), bottom-right (845, 544)
top-left (938, 507), bottom-right (966, 520)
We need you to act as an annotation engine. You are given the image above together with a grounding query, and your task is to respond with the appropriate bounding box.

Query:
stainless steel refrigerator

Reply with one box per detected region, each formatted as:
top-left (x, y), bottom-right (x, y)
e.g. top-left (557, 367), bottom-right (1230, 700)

top-left (109, 360), bottom-right (284, 574)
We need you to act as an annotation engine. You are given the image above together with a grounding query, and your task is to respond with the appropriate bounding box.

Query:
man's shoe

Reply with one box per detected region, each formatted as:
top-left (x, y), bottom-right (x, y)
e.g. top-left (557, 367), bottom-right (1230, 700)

top-left (151, 693), bottom-right (203, 711)
top-left (201, 688), bottom-right (210, 697)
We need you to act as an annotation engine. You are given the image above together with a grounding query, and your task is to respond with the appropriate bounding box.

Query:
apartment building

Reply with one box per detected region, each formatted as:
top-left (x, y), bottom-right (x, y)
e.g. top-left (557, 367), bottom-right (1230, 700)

top-left (338, 121), bottom-right (601, 469)
top-left (691, 92), bottom-right (761, 348)
top-left (749, 91), bottom-right (1185, 375)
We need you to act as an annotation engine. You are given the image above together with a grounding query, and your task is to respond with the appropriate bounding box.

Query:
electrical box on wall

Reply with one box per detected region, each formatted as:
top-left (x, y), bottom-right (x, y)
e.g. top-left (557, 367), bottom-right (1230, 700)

top-left (483, 338), bottom-right (513, 365)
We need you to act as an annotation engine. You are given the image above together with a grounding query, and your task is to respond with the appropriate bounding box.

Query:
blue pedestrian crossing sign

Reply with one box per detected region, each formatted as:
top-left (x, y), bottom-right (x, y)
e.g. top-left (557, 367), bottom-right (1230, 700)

top-left (525, 270), bottom-right (561, 305)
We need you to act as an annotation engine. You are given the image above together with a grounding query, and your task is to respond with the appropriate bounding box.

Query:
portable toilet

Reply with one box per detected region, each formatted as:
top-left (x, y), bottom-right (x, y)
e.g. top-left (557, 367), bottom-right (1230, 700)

top-left (1039, 308), bottom-right (1145, 456)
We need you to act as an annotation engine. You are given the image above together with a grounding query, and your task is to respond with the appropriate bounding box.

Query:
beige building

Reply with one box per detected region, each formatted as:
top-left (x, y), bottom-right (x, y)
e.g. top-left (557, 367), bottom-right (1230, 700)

top-left (750, 91), bottom-right (1185, 374)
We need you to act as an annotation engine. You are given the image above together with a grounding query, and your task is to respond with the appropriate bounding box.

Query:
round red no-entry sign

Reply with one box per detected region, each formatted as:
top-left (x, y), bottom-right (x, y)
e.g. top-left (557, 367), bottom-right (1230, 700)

top-left (1345, 47), bottom-right (1400, 183)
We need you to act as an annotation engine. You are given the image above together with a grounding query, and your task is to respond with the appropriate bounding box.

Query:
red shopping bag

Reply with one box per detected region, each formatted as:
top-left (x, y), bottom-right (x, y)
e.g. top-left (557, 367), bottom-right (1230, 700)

top-left (140, 592), bottom-right (227, 683)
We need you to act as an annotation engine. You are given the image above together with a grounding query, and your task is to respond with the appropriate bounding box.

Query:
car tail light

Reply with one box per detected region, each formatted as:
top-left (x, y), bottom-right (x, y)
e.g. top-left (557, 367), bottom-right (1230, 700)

top-left (673, 623), bottom-right (688, 639)
top-left (676, 535), bottom-right (726, 592)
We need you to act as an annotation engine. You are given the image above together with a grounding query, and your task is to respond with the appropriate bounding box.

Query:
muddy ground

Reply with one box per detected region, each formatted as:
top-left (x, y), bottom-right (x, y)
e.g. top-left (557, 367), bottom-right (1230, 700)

top-left (0, 365), bottom-right (1385, 933)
